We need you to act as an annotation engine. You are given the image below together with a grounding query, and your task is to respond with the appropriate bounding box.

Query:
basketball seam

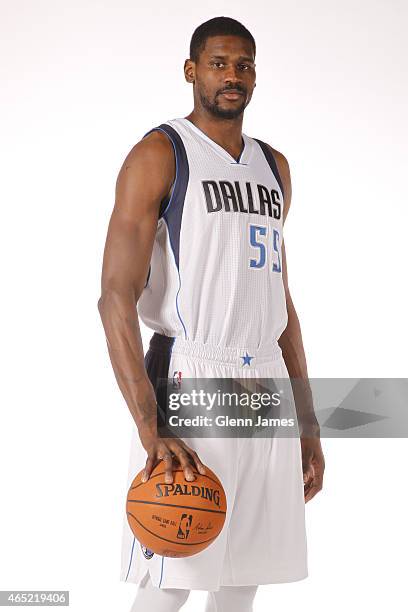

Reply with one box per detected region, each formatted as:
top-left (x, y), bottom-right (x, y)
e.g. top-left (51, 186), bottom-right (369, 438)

top-left (127, 499), bottom-right (226, 514)
top-left (127, 512), bottom-right (219, 546)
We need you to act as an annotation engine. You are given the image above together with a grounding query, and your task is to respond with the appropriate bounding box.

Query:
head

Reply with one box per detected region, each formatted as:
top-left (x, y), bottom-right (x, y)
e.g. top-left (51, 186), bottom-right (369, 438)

top-left (184, 17), bottom-right (256, 120)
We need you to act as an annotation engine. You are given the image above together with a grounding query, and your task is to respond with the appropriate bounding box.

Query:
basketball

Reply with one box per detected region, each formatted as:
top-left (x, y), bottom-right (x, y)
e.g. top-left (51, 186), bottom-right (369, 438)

top-left (126, 461), bottom-right (227, 558)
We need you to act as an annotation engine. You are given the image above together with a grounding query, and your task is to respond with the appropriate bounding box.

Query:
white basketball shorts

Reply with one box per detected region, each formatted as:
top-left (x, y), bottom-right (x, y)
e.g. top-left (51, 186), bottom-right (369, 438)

top-left (120, 333), bottom-right (308, 591)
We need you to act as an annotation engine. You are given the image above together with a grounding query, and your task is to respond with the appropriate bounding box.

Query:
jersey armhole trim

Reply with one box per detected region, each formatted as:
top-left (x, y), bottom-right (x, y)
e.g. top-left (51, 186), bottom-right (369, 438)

top-left (253, 138), bottom-right (285, 201)
top-left (142, 124), bottom-right (184, 220)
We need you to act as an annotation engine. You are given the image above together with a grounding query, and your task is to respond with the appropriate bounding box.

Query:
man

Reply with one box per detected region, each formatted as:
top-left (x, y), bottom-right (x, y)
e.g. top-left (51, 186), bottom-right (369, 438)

top-left (98, 16), bottom-right (325, 612)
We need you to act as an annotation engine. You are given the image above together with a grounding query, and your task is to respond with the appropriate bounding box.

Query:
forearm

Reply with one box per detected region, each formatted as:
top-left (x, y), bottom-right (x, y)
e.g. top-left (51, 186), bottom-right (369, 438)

top-left (97, 289), bottom-right (156, 430)
top-left (278, 295), bottom-right (320, 437)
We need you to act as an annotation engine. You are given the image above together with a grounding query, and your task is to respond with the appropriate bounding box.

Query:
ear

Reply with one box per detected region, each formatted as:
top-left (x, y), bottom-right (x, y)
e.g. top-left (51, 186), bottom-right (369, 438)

top-left (184, 58), bottom-right (195, 84)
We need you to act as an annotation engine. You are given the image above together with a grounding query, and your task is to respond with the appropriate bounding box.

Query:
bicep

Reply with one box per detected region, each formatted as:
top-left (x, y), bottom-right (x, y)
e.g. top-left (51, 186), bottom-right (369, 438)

top-left (100, 133), bottom-right (175, 299)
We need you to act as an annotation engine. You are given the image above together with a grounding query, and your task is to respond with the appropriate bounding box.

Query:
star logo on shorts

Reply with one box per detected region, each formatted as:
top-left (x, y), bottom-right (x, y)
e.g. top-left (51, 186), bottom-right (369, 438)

top-left (241, 351), bottom-right (254, 366)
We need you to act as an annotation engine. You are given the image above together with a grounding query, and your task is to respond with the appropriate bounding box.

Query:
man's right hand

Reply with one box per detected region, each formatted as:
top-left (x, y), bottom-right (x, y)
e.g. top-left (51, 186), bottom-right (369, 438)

top-left (136, 378), bottom-right (207, 484)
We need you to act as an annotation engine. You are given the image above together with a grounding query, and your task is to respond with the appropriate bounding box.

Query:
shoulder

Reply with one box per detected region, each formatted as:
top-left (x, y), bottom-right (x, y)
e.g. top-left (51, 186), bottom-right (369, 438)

top-left (117, 127), bottom-right (175, 186)
top-left (121, 127), bottom-right (175, 169)
top-left (115, 127), bottom-right (176, 207)
top-left (265, 145), bottom-right (291, 193)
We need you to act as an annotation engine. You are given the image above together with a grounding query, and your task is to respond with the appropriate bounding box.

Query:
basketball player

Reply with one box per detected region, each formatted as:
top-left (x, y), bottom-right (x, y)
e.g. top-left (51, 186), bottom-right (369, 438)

top-left (98, 16), bottom-right (325, 612)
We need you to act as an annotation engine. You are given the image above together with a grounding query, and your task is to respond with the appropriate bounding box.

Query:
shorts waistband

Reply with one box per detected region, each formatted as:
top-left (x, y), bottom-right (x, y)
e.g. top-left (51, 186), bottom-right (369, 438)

top-left (148, 333), bottom-right (283, 366)
top-left (148, 332), bottom-right (175, 354)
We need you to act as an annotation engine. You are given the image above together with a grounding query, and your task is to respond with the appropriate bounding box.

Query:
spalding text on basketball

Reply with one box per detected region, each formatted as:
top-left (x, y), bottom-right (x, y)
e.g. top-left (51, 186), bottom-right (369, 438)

top-left (155, 483), bottom-right (221, 508)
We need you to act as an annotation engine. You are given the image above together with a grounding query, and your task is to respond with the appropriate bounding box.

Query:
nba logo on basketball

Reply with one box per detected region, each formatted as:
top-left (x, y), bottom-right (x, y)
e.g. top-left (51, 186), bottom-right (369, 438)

top-left (172, 370), bottom-right (182, 389)
top-left (177, 514), bottom-right (193, 539)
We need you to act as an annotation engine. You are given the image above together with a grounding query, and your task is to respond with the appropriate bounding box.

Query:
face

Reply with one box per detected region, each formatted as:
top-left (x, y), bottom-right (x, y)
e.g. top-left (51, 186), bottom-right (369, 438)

top-left (185, 35), bottom-right (256, 119)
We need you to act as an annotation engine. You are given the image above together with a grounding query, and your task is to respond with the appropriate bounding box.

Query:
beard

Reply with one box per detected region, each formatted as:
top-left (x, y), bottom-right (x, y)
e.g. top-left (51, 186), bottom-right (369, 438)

top-left (198, 87), bottom-right (248, 119)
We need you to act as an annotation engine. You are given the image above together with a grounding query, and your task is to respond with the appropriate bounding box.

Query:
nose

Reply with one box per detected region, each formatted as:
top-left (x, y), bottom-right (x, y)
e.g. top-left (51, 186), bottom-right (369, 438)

top-left (223, 64), bottom-right (242, 86)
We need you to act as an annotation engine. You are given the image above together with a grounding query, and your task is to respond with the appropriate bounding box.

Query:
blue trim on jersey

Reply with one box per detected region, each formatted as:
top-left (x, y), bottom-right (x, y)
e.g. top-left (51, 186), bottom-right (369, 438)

top-left (142, 126), bottom-right (174, 219)
top-left (236, 137), bottom-right (245, 163)
top-left (142, 124), bottom-right (189, 241)
top-left (253, 138), bottom-right (285, 200)
top-left (162, 216), bottom-right (188, 339)
top-left (142, 126), bottom-right (178, 220)
top-left (159, 556), bottom-right (165, 588)
top-left (184, 118), bottom-right (246, 164)
top-left (142, 124), bottom-right (189, 268)
top-left (226, 136), bottom-right (246, 164)
top-left (143, 123), bottom-right (189, 338)
top-left (125, 536), bottom-right (136, 581)
top-left (175, 269), bottom-right (187, 339)
top-left (157, 125), bottom-right (189, 268)
top-left (143, 264), bottom-right (151, 289)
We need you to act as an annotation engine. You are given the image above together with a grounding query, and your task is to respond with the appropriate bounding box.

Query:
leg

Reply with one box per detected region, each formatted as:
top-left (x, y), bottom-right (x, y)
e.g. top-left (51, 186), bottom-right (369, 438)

top-left (204, 584), bottom-right (258, 612)
top-left (130, 572), bottom-right (190, 612)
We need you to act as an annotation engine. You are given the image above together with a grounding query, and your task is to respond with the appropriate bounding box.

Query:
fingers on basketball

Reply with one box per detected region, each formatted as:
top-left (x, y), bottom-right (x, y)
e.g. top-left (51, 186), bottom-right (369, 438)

top-left (142, 449), bottom-right (169, 481)
top-left (172, 448), bottom-right (196, 481)
top-left (176, 441), bottom-right (207, 475)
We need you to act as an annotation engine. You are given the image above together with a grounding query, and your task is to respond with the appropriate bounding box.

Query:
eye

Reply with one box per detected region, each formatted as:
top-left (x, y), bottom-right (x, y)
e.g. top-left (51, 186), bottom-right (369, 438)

top-left (238, 64), bottom-right (250, 71)
top-left (211, 61), bottom-right (225, 68)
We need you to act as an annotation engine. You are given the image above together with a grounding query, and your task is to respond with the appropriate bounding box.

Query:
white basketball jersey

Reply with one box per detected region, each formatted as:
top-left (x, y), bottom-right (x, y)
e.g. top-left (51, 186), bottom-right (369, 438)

top-left (137, 117), bottom-right (287, 350)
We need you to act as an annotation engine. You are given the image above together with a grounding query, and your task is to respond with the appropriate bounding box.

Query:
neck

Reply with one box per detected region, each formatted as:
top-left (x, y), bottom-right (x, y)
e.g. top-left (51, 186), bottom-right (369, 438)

top-left (185, 109), bottom-right (244, 154)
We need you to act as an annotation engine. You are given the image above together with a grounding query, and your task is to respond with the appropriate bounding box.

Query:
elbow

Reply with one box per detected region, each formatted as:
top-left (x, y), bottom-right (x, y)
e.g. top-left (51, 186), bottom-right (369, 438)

top-left (97, 287), bottom-right (139, 320)
top-left (97, 293), bottom-right (112, 320)
top-left (97, 295), bottom-right (107, 326)
top-left (97, 295), bottom-right (104, 315)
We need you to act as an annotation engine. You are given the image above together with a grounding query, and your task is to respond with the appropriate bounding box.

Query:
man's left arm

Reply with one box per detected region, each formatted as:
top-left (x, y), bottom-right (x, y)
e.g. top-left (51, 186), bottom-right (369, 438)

top-left (269, 145), bottom-right (325, 503)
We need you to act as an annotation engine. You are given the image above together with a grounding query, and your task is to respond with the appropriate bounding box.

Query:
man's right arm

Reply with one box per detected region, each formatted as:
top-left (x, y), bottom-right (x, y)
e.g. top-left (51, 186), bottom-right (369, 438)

top-left (97, 130), bottom-right (206, 484)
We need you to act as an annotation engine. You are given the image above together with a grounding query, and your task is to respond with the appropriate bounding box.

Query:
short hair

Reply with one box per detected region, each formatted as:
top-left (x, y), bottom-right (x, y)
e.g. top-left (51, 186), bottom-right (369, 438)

top-left (189, 16), bottom-right (256, 63)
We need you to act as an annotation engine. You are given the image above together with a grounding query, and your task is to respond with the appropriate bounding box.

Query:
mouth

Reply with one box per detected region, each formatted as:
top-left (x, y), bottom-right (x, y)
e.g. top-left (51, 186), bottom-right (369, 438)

top-left (219, 90), bottom-right (245, 101)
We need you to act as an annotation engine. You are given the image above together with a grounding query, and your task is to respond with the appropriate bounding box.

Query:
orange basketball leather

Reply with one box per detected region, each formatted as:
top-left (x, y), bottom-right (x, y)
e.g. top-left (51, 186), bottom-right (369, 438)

top-left (126, 461), bottom-right (227, 557)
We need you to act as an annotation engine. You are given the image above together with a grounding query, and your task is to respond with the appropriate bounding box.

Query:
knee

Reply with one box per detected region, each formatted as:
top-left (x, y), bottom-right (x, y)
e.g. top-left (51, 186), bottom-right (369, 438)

top-left (171, 587), bottom-right (190, 607)
top-left (206, 584), bottom-right (258, 612)
top-left (131, 574), bottom-right (190, 612)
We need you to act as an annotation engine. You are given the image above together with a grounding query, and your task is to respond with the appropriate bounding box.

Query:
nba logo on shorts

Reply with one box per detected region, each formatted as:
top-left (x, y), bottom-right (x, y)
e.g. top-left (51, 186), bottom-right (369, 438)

top-left (172, 370), bottom-right (182, 389)
top-left (177, 514), bottom-right (192, 539)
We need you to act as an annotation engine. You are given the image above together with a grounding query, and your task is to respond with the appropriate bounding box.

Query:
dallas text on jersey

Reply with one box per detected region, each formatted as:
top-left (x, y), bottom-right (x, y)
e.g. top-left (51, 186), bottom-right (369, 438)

top-left (202, 180), bottom-right (282, 218)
